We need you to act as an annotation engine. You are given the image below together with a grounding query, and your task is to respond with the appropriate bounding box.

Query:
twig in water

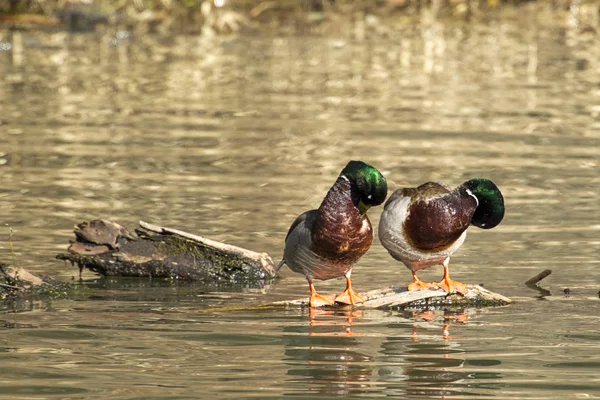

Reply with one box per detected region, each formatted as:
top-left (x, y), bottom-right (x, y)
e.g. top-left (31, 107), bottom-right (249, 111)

top-left (525, 269), bottom-right (552, 286)
top-left (0, 282), bottom-right (20, 290)
top-left (525, 269), bottom-right (552, 297)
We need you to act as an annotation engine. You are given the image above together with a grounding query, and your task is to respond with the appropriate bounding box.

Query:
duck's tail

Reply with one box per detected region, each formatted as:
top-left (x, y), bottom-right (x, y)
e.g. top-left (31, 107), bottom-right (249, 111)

top-left (275, 259), bottom-right (286, 272)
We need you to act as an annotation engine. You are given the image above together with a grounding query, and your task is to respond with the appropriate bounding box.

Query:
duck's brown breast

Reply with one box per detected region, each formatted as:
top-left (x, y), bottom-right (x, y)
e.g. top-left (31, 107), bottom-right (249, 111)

top-left (404, 194), bottom-right (477, 251)
top-left (311, 178), bottom-right (374, 264)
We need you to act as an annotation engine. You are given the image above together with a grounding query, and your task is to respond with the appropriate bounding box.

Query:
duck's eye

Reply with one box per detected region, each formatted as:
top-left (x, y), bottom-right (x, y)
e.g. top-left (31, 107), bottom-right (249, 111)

top-left (367, 194), bottom-right (372, 200)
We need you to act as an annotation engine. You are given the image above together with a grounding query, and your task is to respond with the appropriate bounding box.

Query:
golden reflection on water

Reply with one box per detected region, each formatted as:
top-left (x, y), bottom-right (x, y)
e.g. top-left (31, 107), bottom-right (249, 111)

top-left (283, 307), bottom-right (482, 398)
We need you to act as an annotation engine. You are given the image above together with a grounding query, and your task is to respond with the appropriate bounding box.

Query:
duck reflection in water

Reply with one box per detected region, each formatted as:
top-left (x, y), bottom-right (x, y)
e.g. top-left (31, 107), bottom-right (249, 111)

top-left (283, 308), bottom-right (376, 397)
top-left (379, 309), bottom-right (501, 398)
top-left (282, 308), bottom-right (501, 398)
top-left (307, 306), bottom-right (360, 332)
top-left (410, 309), bottom-right (469, 340)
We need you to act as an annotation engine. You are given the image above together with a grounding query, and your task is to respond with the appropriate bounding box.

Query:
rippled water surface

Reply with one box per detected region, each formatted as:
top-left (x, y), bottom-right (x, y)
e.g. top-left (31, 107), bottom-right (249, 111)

top-left (1, 5), bottom-right (600, 399)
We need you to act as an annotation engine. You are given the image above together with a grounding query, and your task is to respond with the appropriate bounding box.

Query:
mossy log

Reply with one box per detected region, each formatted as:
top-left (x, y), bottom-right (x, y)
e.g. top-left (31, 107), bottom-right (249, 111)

top-left (0, 262), bottom-right (75, 301)
top-left (278, 284), bottom-right (512, 310)
top-left (56, 220), bottom-right (277, 283)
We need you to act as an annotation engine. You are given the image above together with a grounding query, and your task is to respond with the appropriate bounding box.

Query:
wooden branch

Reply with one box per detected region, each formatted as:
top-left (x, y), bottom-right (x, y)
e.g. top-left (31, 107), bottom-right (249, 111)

top-left (525, 269), bottom-right (552, 286)
top-left (525, 269), bottom-right (552, 296)
top-left (0, 262), bottom-right (47, 299)
top-left (0, 217), bottom-right (511, 311)
top-left (139, 220), bottom-right (275, 272)
top-left (0, 263), bottom-right (44, 288)
top-left (278, 284), bottom-right (512, 309)
top-left (57, 220), bottom-right (277, 283)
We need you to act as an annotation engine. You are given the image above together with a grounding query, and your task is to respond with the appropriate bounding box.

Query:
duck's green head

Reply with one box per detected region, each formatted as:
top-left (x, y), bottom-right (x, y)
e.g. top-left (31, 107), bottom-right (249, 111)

top-left (461, 178), bottom-right (505, 229)
top-left (341, 160), bottom-right (388, 215)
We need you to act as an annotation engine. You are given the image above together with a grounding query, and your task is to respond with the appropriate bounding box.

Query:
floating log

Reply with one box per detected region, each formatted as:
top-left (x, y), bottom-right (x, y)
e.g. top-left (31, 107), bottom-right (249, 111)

top-left (278, 284), bottom-right (512, 310)
top-left (56, 220), bottom-right (277, 283)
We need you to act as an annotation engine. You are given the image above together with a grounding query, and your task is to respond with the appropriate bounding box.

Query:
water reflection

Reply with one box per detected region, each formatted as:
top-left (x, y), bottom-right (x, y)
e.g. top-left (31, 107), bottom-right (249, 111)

top-left (1, 3), bottom-right (600, 398)
top-left (410, 310), bottom-right (469, 340)
top-left (382, 311), bottom-right (503, 398)
top-left (284, 308), bottom-right (374, 397)
top-left (381, 340), bottom-right (469, 398)
top-left (280, 307), bottom-right (505, 398)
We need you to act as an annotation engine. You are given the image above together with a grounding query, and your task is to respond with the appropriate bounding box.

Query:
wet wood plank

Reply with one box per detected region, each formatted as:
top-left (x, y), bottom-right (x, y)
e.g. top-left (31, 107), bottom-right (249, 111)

top-left (278, 284), bottom-right (512, 309)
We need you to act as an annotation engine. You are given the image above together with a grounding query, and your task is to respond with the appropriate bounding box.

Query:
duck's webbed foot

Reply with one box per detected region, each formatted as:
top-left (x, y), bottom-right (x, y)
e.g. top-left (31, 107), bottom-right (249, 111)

top-left (436, 259), bottom-right (467, 295)
top-left (436, 278), bottom-right (467, 295)
top-left (407, 271), bottom-right (437, 291)
top-left (335, 272), bottom-right (364, 305)
top-left (308, 279), bottom-right (336, 307)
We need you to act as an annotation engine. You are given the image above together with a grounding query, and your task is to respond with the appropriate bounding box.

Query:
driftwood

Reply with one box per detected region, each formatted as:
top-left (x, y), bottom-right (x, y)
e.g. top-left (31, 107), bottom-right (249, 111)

top-left (279, 284), bottom-right (512, 309)
top-left (0, 263), bottom-right (44, 292)
top-left (56, 220), bottom-right (277, 283)
top-left (0, 262), bottom-right (79, 304)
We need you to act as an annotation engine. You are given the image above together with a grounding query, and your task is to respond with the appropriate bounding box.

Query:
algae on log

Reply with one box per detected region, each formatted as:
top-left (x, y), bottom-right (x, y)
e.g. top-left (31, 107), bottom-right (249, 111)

top-left (56, 220), bottom-right (277, 283)
top-left (0, 262), bottom-right (35, 299)
top-left (279, 284), bottom-right (512, 310)
top-left (0, 262), bottom-right (76, 301)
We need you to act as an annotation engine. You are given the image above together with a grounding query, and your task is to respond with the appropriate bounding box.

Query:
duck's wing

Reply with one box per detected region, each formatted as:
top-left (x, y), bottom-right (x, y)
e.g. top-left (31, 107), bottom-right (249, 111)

top-left (277, 210), bottom-right (318, 271)
top-left (282, 210), bottom-right (336, 279)
top-left (284, 209), bottom-right (317, 243)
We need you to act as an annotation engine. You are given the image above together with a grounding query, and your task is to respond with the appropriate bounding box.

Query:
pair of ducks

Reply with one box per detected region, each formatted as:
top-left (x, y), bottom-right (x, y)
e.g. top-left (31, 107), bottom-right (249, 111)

top-left (277, 161), bottom-right (505, 308)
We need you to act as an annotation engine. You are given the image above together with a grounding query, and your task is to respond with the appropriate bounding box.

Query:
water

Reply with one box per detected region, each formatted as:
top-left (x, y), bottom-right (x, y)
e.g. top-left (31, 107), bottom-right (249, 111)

top-left (1, 5), bottom-right (600, 399)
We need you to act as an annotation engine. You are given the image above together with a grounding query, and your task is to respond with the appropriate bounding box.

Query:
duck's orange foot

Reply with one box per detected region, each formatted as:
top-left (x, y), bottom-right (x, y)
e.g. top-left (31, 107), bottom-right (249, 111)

top-left (407, 281), bottom-right (438, 291)
top-left (436, 278), bottom-right (467, 295)
top-left (335, 288), bottom-right (365, 305)
top-left (309, 292), bottom-right (336, 308)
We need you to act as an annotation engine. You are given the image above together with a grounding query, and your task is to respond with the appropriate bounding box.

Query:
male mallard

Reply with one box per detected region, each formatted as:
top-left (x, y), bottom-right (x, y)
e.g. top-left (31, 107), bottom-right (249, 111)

top-left (378, 179), bottom-right (504, 295)
top-left (277, 161), bottom-right (388, 307)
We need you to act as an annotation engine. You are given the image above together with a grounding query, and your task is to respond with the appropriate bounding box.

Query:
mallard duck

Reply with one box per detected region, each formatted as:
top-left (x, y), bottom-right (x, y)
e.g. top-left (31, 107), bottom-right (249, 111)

top-left (277, 161), bottom-right (388, 307)
top-left (378, 179), bottom-right (504, 295)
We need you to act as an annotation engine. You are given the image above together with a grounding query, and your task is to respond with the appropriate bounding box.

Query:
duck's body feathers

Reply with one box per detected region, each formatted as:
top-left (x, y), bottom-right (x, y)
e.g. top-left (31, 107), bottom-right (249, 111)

top-left (379, 182), bottom-right (478, 272)
top-left (378, 178), bottom-right (504, 295)
top-left (282, 177), bottom-right (374, 280)
top-left (283, 209), bottom-right (353, 280)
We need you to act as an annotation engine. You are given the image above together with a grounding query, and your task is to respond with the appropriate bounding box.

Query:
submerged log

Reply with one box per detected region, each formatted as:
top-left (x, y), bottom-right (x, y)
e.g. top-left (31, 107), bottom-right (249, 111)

top-left (279, 284), bottom-right (512, 309)
top-left (56, 220), bottom-right (277, 283)
top-left (0, 263), bottom-right (44, 289)
top-left (0, 262), bottom-right (80, 303)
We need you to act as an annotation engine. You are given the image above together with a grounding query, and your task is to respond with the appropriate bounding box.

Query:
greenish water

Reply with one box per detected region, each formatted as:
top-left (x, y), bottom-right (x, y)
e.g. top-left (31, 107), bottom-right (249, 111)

top-left (1, 6), bottom-right (600, 399)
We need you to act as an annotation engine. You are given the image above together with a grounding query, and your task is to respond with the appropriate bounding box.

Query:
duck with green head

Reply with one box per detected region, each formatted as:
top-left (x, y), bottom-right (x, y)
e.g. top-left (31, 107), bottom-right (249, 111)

top-left (277, 161), bottom-right (388, 307)
top-left (378, 178), bottom-right (505, 295)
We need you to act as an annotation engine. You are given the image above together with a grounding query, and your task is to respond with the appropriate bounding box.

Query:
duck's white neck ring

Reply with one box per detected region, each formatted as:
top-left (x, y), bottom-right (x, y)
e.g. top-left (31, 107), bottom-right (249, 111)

top-left (466, 188), bottom-right (479, 206)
